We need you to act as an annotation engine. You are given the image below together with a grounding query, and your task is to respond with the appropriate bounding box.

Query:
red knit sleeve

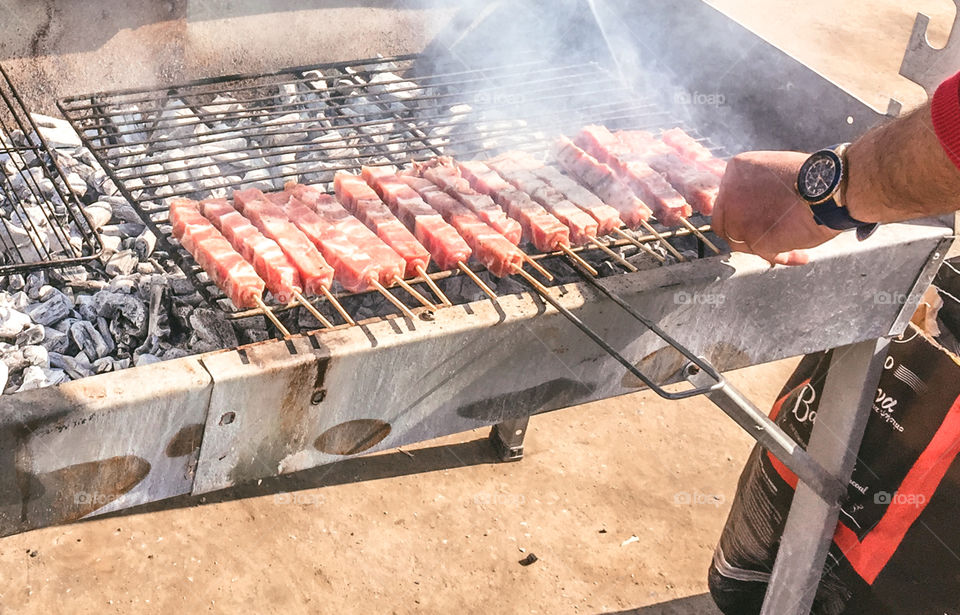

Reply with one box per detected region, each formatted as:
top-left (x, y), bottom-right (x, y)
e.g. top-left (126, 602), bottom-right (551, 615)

top-left (931, 71), bottom-right (960, 170)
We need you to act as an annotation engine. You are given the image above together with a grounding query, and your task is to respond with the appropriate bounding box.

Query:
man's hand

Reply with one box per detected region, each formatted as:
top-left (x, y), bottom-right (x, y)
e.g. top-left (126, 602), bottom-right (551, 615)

top-left (712, 151), bottom-right (840, 266)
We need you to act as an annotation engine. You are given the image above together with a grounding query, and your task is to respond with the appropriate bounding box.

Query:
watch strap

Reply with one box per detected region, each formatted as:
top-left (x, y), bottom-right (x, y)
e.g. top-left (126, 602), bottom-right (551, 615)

top-left (811, 200), bottom-right (879, 240)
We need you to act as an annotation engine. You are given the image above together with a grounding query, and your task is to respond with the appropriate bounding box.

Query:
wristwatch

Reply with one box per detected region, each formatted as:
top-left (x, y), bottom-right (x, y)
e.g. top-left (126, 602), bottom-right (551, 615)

top-left (797, 143), bottom-right (878, 240)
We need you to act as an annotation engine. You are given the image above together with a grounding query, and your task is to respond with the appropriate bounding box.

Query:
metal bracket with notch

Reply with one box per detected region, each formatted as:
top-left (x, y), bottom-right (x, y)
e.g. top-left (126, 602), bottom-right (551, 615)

top-left (900, 0), bottom-right (960, 96)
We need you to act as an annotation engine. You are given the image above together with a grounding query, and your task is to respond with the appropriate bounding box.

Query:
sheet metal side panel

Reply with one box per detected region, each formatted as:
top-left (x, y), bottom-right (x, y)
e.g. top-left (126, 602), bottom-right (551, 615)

top-left (0, 357), bottom-right (213, 536)
top-left (193, 221), bottom-right (950, 493)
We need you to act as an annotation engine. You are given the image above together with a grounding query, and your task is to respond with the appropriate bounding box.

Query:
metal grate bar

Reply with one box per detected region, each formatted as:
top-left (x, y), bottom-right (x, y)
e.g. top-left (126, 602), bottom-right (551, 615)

top-left (59, 54), bottom-right (724, 314)
top-left (0, 65), bottom-right (102, 274)
top-left (78, 59), bottom-right (576, 134)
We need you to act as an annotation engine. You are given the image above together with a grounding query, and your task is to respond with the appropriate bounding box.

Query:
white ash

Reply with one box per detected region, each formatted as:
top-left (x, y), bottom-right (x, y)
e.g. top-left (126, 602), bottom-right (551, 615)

top-left (0, 126), bottom-right (265, 397)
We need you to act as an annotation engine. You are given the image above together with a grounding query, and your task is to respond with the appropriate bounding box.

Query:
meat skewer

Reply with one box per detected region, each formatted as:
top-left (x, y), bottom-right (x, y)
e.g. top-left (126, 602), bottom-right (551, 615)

top-left (494, 152), bottom-right (666, 265)
top-left (199, 198), bottom-right (334, 328)
top-left (660, 127), bottom-right (727, 178)
top-left (364, 166), bottom-right (497, 301)
top-left (615, 130), bottom-right (720, 217)
top-left (363, 165), bottom-right (491, 304)
top-left (400, 175), bottom-right (526, 280)
top-left (231, 188), bottom-right (357, 325)
top-left (455, 159), bottom-right (570, 253)
top-left (481, 157), bottom-right (602, 276)
top-left (334, 172), bottom-right (443, 309)
top-left (554, 136), bottom-right (686, 261)
top-left (412, 158), bottom-right (524, 245)
top-left (487, 151), bottom-right (631, 272)
top-left (168, 198), bottom-right (290, 336)
top-left (408, 158), bottom-right (554, 280)
top-left (281, 184), bottom-right (420, 319)
top-left (576, 125), bottom-right (718, 252)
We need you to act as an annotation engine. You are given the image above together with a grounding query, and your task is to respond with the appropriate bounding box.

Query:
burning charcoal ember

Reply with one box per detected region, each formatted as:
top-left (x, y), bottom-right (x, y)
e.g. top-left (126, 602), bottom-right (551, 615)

top-left (70, 320), bottom-right (111, 359)
top-left (63, 172), bottom-right (89, 199)
top-left (5, 291), bottom-right (29, 311)
top-left (94, 290), bottom-right (148, 332)
top-left (159, 347), bottom-right (190, 361)
top-left (0, 306), bottom-right (30, 339)
top-left (52, 265), bottom-right (89, 285)
top-left (105, 249), bottom-right (139, 277)
top-left (99, 196), bottom-right (142, 224)
top-left (24, 270), bottom-right (47, 299)
top-left (133, 333), bottom-right (160, 362)
top-left (25, 292), bottom-right (72, 326)
top-left (21, 344), bottom-right (49, 367)
top-left (40, 327), bottom-right (69, 354)
top-left (188, 308), bottom-right (238, 353)
top-left (0, 345), bottom-right (27, 372)
top-left (83, 204), bottom-right (112, 229)
top-left (7, 274), bottom-right (25, 292)
top-left (101, 222), bottom-right (146, 237)
top-left (17, 365), bottom-right (63, 392)
top-left (99, 234), bottom-right (122, 259)
top-left (134, 228), bottom-right (157, 260)
top-left (168, 274), bottom-right (195, 297)
top-left (240, 169), bottom-right (276, 192)
top-left (95, 317), bottom-right (116, 356)
top-left (31, 114), bottom-right (83, 149)
top-left (135, 354), bottom-right (161, 367)
top-left (49, 351), bottom-right (94, 380)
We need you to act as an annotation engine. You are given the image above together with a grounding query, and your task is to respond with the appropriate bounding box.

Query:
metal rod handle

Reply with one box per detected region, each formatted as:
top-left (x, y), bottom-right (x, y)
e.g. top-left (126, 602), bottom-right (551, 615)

top-left (684, 364), bottom-right (845, 503)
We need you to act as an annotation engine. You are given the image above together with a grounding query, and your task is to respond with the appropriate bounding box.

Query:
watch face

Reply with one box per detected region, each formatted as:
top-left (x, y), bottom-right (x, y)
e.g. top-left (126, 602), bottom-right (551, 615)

top-left (798, 151), bottom-right (842, 203)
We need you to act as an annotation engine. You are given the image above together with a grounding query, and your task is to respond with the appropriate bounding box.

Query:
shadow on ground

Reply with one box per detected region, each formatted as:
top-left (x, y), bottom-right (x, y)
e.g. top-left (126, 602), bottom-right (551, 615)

top-left (85, 436), bottom-right (501, 520)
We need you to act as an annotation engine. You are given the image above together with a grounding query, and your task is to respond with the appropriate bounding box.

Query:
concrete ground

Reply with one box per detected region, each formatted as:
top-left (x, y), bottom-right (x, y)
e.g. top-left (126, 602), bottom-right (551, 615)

top-left (0, 1), bottom-right (955, 613)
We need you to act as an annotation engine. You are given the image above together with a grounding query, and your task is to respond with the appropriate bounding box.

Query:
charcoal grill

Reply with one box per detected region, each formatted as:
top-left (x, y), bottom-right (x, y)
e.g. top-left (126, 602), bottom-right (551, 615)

top-left (0, 65), bottom-right (102, 273)
top-left (1, 2), bottom-right (956, 613)
top-left (58, 53), bottom-right (717, 322)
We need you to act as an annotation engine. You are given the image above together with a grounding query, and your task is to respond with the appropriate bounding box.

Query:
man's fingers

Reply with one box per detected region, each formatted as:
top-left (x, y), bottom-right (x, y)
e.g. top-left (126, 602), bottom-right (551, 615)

top-left (771, 250), bottom-right (810, 266)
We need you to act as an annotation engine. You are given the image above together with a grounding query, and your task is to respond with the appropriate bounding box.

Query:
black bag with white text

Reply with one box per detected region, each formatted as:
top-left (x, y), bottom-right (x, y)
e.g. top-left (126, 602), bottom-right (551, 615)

top-left (708, 325), bottom-right (960, 614)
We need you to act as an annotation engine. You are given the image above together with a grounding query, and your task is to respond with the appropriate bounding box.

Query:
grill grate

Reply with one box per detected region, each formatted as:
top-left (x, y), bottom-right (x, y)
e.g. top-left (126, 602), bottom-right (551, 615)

top-left (58, 54), bottom-right (722, 315)
top-left (0, 65), bottom-right (102, 274)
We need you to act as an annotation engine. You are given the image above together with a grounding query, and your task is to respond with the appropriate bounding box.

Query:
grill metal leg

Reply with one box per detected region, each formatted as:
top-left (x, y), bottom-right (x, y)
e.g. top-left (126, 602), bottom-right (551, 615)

top-left (489, 417), bottom-right (530, 461)
top-left (760, 338), bottom-right (890, 615)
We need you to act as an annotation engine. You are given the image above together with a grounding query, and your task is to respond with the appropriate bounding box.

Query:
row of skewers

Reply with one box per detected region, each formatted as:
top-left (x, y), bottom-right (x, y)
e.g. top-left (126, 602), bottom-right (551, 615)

top-left (168, 125), bottom-right (726, 336)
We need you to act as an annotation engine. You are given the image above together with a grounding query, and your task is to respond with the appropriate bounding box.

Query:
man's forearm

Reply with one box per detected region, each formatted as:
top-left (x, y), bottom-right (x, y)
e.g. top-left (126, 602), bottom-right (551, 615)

top-left (846, 101), bottom-right (960, 224)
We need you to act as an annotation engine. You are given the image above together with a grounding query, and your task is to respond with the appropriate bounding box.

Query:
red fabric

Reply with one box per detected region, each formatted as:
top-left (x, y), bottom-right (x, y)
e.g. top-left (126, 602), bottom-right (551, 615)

top-left (833, 393), bottom-right (960, 584)
top-left (931, 71), bottom-right (960, 170)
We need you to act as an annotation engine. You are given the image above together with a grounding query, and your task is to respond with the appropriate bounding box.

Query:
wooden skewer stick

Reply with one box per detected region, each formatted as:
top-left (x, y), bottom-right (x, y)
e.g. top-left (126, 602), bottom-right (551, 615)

top-left (457, 262), bottom-right (498, 301)
top-left (513, 265), bottom-right (552, 296)
top-left (292, 290), bottom-right (334, 329)
top-left (558, 244), bottom-right (600, 277)
top-left (372, 280), bottom-right (418, 320)
top-left (612, 228), bottom-right (666, 263)
top-left (415, 265), bottom-right (452, 307)
top-left (393, 276), bottom-right (438, 311)
top-left (588, 237), bottom-right (639, 272)
top-left (680, 218), bottom-right (721, 253)
top-left (319, 286), bottom-right (356, 326)
top-left (522, 253), bottom-right (554, 281)
top-left (253, 296), bottom-right (291, 338)
top-left (637, 221), bottom-right (686, 261)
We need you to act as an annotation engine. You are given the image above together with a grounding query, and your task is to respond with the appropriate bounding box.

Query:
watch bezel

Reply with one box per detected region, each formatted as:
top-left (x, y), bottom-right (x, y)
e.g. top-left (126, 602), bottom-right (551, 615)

top-left (797, 149), bottom-right (843, 205)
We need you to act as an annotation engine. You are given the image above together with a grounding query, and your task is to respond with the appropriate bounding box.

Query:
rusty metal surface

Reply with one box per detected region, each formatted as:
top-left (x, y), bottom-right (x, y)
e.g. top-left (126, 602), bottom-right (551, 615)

top-left (0, 220), bottom-right (949, 531)
top-left (0, 356), bottom-right (212, 536)
top-left (192, 219), bottom-right (952, 493)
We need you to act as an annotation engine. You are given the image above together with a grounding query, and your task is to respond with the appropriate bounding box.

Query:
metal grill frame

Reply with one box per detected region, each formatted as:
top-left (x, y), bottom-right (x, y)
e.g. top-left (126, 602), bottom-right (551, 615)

top-left (57, 53), bottom-right (720, 318)
top-left (0, 65), bottom-right (102, 274)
